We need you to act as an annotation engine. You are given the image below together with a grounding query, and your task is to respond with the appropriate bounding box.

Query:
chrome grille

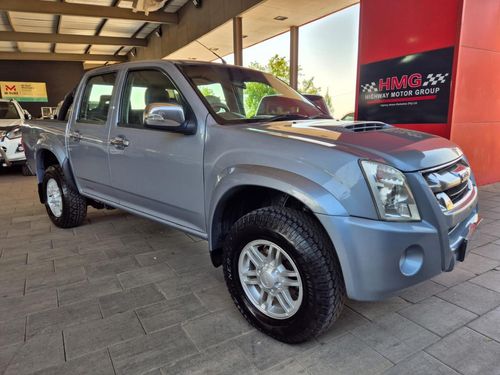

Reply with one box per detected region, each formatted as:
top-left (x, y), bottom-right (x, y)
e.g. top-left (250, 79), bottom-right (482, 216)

top-left (423, 159), bottom-right (473, 211)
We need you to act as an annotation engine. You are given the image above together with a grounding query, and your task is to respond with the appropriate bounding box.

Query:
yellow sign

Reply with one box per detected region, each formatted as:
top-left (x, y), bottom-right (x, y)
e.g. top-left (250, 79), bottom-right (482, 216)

top-left (0, 81), bottom-right (48, 102)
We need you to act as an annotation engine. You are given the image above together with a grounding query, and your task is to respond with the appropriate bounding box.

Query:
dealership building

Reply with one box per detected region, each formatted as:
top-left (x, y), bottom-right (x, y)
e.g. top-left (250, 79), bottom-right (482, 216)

top-left (0, 0), bottom-right (499, 374)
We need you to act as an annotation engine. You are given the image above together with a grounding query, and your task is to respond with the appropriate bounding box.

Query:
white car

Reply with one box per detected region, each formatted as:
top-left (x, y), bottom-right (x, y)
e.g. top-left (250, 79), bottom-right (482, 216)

top-left (0, 99), bottom-right (32, 175)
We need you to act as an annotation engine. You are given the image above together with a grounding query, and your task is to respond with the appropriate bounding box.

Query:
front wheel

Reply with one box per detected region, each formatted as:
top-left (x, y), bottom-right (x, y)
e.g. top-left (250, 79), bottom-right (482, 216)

top-left (42, 165), bottom-right (87, 228)
top-left (223, 207), bottom-right (346, 343)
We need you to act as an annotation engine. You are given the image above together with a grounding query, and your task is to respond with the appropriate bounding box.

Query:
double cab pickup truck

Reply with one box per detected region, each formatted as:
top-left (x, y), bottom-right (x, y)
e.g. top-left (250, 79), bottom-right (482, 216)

top-left (22, 60), bottom-right (480, 343)
top-left (0, 99), bottom-right (33, 175)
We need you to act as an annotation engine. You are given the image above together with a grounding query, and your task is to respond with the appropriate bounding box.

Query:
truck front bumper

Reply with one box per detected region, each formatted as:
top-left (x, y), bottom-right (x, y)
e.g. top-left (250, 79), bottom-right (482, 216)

top-left (0, 138), bottom-right (26, 167)
top-left (317, 204), bottom-right (480, 301)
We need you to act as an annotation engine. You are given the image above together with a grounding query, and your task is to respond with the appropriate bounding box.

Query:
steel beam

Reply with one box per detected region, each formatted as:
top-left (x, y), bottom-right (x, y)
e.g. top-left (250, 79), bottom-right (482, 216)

top-left (233, 17), bottom-right (243, 66)
top-left (0, 0), bottom-right (178, 24)
top-left (0, 52), bottom-right (127, 62)
top-left (290, 26), bottom-right (299, 90)
top-left (0, 31), bottom-right (148, 47)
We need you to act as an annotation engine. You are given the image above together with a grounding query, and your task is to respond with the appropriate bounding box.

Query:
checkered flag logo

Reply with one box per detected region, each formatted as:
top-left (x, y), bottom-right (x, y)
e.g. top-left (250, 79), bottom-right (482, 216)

top-left (361, 82), bottom-right (378, 92)
top-left (423, 73), bottom-right (449, 87)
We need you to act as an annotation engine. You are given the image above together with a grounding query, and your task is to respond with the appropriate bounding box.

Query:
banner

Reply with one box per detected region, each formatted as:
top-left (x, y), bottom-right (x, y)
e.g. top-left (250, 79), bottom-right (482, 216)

top-left (357, 47), bottom-right (454, 124)
top-left (0, 81), bottom-right (48, 102)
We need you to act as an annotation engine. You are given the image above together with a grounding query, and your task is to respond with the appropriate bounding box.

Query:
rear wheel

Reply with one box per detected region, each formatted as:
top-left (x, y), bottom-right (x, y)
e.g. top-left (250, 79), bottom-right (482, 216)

top-left (43, 165), bottom-right (87, 228)
top-left (21, 163), bottom-right (34, 176)
top-left (223, 206), bottom-right (346, 343)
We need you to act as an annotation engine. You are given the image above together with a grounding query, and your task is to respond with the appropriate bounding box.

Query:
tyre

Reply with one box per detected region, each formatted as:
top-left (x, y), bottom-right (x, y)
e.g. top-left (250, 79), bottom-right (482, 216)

top-left (223, 206), bottom-right (346, 343)
top-left (42, 165), bottom-right (87, 228)
top-left (21, 163), bottom-right (34, 176)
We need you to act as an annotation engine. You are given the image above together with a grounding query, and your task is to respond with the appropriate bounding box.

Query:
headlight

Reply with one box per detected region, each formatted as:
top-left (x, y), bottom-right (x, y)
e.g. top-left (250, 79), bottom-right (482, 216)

top-left (360, 160), bottom-right (421, 221)
top-left (6, 127), bottom-right (22, 140)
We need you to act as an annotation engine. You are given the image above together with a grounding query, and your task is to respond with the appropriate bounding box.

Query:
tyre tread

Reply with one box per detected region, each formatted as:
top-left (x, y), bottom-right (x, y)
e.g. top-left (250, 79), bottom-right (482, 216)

top-left (223, 206), bottom-right (345, 343)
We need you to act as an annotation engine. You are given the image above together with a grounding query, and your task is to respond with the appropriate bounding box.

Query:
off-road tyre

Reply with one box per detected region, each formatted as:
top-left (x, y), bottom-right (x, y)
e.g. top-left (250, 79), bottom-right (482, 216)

top-left (43, 165), bottom-right (87, 228)
top-left (21, 163), bottom-right (34, 176)
top-left (223, 206), bottom-right (346, 343)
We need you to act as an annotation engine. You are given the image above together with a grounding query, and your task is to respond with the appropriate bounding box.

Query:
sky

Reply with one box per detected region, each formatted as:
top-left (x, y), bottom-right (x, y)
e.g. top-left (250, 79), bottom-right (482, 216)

top-left (221, 4), bottom-right (360, 118)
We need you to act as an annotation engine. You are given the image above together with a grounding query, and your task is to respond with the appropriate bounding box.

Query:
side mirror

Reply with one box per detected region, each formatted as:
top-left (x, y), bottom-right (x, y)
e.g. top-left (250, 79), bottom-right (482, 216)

top-left (23, 110), bottom-right (32, 120)
top-left (144, 103), bottom-right (185, 130)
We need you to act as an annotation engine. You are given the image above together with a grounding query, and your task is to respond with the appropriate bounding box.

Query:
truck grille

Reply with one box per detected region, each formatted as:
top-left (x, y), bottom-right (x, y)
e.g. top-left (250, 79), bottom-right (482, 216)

top-left (423, 159), bottom-right (473, 211)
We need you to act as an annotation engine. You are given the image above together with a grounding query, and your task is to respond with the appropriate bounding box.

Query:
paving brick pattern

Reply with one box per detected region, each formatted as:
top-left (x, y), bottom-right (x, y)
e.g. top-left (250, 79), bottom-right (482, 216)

top-left (1, 168), bottom-right (500, 375)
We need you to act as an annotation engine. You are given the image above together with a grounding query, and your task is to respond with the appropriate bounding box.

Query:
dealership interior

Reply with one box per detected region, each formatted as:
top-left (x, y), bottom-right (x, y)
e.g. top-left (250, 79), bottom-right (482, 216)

top-left (0, 0), bottom-right (500, 374)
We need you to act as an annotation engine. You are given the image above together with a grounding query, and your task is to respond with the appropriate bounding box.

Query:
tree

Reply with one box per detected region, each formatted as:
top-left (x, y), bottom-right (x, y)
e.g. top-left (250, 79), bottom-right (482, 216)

top-left (245, 54), bottom-right (333, 116)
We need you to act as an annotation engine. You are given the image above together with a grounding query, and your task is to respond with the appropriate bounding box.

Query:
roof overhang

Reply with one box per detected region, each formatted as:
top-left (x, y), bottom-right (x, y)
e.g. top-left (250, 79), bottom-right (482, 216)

top-left (167, 0), bottom-right (359, 61)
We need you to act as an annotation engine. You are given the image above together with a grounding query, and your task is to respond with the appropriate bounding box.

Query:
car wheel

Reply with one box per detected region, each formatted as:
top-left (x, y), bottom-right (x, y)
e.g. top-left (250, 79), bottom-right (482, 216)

top-left (21, 163), bottom-right (34, 176)
top-left (223, 206), bottom-right (346, 343)
top-left (43, 165), bottom-right (87, 228)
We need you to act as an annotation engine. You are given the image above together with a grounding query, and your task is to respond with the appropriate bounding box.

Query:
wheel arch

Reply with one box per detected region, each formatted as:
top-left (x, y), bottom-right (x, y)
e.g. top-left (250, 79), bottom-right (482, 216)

top-left (36, 148), bottom-right (77, 203)
top-left (207, 165), bottom-right (347, 266)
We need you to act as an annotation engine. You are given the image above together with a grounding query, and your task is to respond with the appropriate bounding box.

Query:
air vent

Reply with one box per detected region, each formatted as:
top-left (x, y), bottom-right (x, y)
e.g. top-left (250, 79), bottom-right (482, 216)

top-left (344, 123), bottom-right (389, 132)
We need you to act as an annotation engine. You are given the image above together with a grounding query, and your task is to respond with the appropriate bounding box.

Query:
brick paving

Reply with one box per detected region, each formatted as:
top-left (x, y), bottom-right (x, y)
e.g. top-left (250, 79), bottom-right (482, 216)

top-left (1, 166), bottom-right (500, 375)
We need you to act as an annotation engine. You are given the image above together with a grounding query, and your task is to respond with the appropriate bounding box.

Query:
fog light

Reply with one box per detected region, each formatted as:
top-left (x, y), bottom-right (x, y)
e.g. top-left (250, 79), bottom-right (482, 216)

top-left (399, 245), bottom-right (424, 276)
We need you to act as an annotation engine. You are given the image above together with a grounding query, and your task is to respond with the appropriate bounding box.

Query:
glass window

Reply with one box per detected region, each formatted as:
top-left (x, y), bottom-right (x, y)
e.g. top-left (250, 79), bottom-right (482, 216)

top-left (180, 64), bottom-right (330, 124)
top-left (78, 73), bottom-right (117, 124)
top-left (120, 69), bottom-right (183, 129)
top-left (197, 83), bottom-right (228, 114)
top-left (0, 101), bottom-right (21, 120)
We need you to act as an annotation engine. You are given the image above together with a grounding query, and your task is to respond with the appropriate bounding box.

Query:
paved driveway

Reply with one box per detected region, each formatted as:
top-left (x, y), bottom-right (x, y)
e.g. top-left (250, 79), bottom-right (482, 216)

top-left (1, 167), bottom-right (500, 375)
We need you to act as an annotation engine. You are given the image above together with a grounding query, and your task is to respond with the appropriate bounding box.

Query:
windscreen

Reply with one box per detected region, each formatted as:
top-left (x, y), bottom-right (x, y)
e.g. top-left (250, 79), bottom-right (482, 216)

top-left (179, 64), bottom-right (330, 124)
top-left (0, 102), bottom-right (21, 120)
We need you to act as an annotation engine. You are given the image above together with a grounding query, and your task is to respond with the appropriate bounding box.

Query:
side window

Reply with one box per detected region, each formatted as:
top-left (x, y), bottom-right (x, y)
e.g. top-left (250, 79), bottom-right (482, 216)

top-left (120, 69), bottom-right (183, 129)
top-left (77, 73), bottom-right (117, 125)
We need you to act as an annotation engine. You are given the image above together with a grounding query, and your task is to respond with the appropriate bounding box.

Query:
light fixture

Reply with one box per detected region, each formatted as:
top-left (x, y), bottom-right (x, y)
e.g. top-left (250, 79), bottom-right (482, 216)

top-left (192, 0), bottom-right (201, 8)
top-left (274, 15), bottom-right (288, 21)
top-left (130, 48), bottom-right (137, 57)
top-left (154, 26), bottom-right (162, 37)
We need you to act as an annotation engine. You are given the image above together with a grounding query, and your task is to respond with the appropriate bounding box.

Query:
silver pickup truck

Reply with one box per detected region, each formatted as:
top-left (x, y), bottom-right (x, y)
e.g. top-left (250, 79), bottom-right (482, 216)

top-left (22, 60), bottom-right (480, 343)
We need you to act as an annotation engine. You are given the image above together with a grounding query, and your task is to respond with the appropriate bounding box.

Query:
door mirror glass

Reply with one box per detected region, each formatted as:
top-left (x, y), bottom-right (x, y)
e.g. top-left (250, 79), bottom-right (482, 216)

top-left (144, 103), bottom-right (185, 129)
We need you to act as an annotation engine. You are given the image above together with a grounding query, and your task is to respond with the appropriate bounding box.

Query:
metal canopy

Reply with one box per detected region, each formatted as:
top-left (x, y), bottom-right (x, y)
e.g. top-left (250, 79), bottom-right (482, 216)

top-left (0, 0), bottom-right (189, 64)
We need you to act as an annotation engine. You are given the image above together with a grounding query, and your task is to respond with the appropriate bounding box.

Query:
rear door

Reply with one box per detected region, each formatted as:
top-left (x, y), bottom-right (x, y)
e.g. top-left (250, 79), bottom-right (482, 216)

top-left (107, 66), bottom-right (206, 233)
top-left (68, 72), bottom-right (117, 198)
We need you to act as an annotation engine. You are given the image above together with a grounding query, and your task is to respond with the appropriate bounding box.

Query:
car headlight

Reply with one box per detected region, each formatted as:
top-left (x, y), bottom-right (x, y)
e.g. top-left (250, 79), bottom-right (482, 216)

top-left (6, 127), bottom-right (22, 140)
top-left (360, 160), bottom-right (421, 221)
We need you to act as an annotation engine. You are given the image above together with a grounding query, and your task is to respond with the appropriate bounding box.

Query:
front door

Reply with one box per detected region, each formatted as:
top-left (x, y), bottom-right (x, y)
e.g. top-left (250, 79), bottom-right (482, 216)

top-left (68, 72), bottom-right (117, 199)
top-left (107, 68), bottom-right (205, 233)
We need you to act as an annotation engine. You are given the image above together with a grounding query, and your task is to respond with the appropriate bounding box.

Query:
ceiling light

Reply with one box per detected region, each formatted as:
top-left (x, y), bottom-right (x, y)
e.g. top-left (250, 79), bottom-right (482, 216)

top-left (274, 16), bottom-right (288, 21)
top-left (130, 48), bottom-right (137, 57)
top-left (154, 26), bottom-right (162, 37)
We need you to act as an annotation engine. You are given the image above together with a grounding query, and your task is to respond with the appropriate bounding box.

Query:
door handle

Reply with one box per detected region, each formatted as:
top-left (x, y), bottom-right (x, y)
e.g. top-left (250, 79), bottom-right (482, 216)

top-left (69, 130), bottom-right (82, 142)
top-left (110, 136), bottom-right (130, 149)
